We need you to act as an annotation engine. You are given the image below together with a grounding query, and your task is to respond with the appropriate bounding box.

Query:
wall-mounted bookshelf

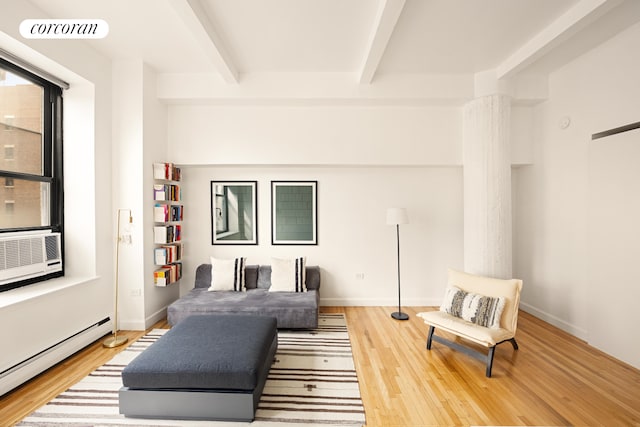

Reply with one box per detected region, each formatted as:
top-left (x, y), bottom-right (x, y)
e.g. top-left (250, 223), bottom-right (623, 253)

top-left (152, 162), bottom-right (183, 287)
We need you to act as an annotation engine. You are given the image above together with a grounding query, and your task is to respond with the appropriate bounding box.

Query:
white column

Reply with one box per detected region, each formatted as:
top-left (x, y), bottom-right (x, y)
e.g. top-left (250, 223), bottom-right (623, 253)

top-left (463, 94), bottom-right (512, 279)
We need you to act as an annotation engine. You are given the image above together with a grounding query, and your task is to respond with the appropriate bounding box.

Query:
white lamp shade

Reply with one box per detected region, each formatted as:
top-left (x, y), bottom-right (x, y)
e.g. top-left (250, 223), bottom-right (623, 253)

top-left (386, 207), bottom-right (408, 225)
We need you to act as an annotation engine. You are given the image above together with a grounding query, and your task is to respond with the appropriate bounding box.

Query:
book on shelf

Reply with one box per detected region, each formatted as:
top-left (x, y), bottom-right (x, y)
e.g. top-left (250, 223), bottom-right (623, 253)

top-left (153, 162), bottom-right (181, 181)
top-left (154, 263), bottom-right (182, 286)
top-left (153, 163), bottom-right (166, 180)
top-left (170, 205), bottom-right (183, 221)
top-left (170, 165), bottom-right (181, 181)
top-left (153, 184), bottom-right (166, 201)
top-left (153, 226), bottom-right (167, 244)
top-left (154, 247), bottom-right (167, 265)
top-left (154, 204), bottom-right (168, 222)
top-left (153, 204), bottom-right (182, 222)
top-left (171, 184), bottom-right (181, 201)
top-left (153, 161), bottom-right (183, 287)
top-left (153, 225), bottom-right (182, 244)
top-left (153, 184), bottom-right (181, 201)
top-left (153, 267), bottom-right (169, 286)
top-left (154, 244), bottom-right (182, 265)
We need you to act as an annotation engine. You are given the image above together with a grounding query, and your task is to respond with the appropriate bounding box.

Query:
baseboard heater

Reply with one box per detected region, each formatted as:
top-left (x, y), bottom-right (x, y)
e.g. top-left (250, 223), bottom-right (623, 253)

top-left (0, 317), bottom-right (111, 396)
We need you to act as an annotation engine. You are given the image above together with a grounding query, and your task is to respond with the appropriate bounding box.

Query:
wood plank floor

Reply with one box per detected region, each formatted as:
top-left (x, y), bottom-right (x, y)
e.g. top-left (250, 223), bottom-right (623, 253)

top-left (1, 307), bottom-right (639, 426)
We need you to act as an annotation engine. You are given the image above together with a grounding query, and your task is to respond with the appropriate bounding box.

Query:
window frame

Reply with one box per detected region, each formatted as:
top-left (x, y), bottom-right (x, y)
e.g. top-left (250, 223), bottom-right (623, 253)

top-left (0, 57), bottom-right (64, 291)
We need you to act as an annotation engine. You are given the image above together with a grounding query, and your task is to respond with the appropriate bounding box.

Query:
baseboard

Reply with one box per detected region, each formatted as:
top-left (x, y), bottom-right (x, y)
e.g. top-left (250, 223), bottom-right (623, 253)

top-left (119, 319), bottom-right (146, 331)
top-left (320, 297), bottom-right (441, 307)
top-left (119, 307), bottom-right (168, 331)
top-left (320, 299), bottom-right (589, 341)
top-left (145, 306), bottom-right (167, 329)
top-left (0, 320), bottom-right (112, 396)
top-left (520, 302), bottom-right (588, 341)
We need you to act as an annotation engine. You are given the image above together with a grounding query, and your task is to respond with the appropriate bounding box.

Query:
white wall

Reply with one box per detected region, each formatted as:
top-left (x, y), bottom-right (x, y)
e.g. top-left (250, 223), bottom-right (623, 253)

top-left (142, 63), bottom-right (179, 325)
top-left (168, 105), bottom-right (462, 166)
top-left (167, 104), bottom-right (465, 305)
top-left (167, 100), bottom-right (546, 307)
top-left (513, 21), bottom-right (640, 368)
top-left (0, 0), bottom-right (113, 393)
top-left (180, 166), bottom-right (463, 306)
top-left (112, 60), bottom-right (145, 329)
top-left (112, 61), bottom-right (178, 330)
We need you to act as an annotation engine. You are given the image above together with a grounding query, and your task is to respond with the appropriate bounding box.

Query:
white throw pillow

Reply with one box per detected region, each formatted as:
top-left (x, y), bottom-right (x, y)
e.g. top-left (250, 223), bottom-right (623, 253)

top-left (208, 257), bottom-right (246, 292)
top-left (269, 257), bottom-right (306, 292)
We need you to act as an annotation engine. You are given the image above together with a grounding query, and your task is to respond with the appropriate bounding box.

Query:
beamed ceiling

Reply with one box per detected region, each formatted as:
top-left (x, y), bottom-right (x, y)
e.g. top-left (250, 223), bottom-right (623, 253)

top-left (25, 0), bottom-right (640, 104)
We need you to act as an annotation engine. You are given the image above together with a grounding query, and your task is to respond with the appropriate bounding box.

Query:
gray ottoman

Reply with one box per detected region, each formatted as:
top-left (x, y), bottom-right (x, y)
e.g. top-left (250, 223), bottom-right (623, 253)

top-left (119, 314), bottom-right (278, 421)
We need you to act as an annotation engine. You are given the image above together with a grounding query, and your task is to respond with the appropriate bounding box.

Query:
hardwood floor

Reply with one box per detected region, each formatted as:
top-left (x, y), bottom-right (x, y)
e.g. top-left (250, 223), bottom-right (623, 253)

top-left (1, 308), bottom-right (639, 426)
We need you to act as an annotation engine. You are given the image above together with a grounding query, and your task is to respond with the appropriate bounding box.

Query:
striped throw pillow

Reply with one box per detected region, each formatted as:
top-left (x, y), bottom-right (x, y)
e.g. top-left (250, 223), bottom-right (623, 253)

top-left (269, 257), bottom-right (306, 292)
top-left (440, 286), bottom-right (505, 329)
top-left (208, 257), bottom-right (246, 292)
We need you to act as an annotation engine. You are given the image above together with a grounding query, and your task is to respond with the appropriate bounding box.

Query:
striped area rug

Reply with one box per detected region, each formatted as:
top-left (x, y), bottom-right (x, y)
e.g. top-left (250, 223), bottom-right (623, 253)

top-left (17, 313), bottom-right (366, 427)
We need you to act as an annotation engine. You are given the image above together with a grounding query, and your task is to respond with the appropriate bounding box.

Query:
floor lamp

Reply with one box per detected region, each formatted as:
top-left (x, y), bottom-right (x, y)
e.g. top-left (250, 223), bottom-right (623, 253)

top-left (387, 207), bottom-right (409, 320)
top-left (103, 209), bottom-right (132, 348)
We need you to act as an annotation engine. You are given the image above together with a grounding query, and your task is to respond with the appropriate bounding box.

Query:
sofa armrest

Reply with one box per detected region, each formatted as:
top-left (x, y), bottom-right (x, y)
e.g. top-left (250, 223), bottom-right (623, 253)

top-left (194, 264), bottom-right (211, 289)
top-left (305, 266), bottom-right (321, 291)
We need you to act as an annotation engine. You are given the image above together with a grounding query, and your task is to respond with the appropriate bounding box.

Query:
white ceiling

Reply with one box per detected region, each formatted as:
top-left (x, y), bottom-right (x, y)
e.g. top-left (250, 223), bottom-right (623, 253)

top-left (25, 0), bottom-right (640, 94)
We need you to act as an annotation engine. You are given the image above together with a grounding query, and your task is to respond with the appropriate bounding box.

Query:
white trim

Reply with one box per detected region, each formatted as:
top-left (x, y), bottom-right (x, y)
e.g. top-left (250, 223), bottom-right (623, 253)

top-left (0, 47), bottom-right (70, 89)
top-left (0, 275), bottom-right (100, 308)
top-left (119, 306), bottom-right (169, 331)
top-left (320, 297), bottom-right (442, 307)
top-left (0, 320), bottom-right (110, 396)
top-left (519, 302), bottom-right (588, 341)
top-left (145, 306), bottom-right (168, 329)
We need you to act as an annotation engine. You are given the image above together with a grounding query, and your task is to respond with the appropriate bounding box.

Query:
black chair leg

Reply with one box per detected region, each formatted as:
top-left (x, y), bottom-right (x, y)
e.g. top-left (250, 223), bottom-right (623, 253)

top-left (486, 346), bottom-right (496, 377)
top-left (426, 326), bottom-right (435, 350)
top-left (509, 338), bottom-right (519, 350)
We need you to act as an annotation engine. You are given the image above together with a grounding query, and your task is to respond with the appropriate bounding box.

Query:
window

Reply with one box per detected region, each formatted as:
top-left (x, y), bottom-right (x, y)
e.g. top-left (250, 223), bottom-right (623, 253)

top-left (4, 144), bottom-right (14, 160)
top-left (0, 57), bottom-right (64, 291)
top-left (214, 185), bottom-right (229, 233)
top-left (4, 199), bottom-right (15, 215)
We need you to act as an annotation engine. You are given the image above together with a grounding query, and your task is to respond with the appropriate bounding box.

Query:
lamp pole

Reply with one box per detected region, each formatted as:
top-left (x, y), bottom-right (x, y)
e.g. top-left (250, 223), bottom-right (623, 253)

top-left (391, 222), bottom-right (409, 320)
top-left (103, 209), bottom-right (131, 348)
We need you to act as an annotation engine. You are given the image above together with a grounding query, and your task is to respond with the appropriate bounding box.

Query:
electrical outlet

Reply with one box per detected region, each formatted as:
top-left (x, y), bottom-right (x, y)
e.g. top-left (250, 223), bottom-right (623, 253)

top-left (355, 273), bottom-right (365, 280)
top-left (130, 289), bottom-right (141, 297)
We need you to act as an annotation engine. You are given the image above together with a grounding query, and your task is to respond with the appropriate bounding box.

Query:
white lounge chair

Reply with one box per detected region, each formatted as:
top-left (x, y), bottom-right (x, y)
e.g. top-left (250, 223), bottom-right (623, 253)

top-left (417, 269), bottom-right (523, 377)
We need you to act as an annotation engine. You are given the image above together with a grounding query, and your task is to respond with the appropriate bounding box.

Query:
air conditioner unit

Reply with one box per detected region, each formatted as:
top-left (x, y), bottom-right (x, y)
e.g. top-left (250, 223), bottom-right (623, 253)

top-left (0, 232), bottom-right (62, 285)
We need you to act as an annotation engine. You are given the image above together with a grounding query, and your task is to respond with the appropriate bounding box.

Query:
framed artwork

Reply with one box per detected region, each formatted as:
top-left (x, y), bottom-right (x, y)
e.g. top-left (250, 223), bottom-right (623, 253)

top-left (211, 181), bottom-right (258, 245)
top-left (271, 181), bottom-right (317, 245)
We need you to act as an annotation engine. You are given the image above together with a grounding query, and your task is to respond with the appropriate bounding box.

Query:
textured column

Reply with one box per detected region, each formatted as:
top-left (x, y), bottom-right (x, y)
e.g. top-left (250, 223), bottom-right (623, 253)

top-left (463, 94), bottom-right (512, 279)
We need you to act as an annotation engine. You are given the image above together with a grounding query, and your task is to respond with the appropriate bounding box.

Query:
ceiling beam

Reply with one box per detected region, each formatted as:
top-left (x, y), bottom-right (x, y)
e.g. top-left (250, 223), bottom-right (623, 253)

top-left (496, 0), bottom-right (622, 79)
top-left (170, 0), bottom-right (238, 83)
top-left (358, 0), bottom-right (406, 84)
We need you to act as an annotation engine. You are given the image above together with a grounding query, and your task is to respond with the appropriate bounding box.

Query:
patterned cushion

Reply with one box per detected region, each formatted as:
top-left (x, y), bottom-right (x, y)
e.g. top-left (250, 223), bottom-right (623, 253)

top-left (269, 257), bottom-right (306, 292)
top-left (440, 286), bottom-right (505, 329)
top-left (208, 257), bottom-right (246, 292)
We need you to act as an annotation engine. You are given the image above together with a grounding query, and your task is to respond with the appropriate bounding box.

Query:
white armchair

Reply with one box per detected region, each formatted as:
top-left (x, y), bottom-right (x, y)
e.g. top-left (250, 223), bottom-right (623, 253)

top-left (417, 269), bottom-right (523, 377)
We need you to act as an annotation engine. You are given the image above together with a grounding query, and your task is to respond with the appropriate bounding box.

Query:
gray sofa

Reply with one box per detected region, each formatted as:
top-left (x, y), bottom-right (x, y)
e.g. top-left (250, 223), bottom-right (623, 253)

top-left (167, 264), bottom-right (320, 329)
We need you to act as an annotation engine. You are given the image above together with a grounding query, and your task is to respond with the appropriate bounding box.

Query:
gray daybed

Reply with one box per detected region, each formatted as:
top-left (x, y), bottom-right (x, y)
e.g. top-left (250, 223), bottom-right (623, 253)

top-left (167, 264), bottom-right (321, 329)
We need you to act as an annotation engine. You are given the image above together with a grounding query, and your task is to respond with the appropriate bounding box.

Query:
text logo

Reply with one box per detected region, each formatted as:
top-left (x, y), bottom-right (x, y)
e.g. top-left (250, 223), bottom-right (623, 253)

top-left (20, 19), bottom-right (109, 39)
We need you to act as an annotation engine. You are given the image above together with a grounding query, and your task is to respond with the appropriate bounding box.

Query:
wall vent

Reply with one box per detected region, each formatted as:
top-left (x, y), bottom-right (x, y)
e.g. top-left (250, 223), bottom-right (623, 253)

top-left (0, 232), bottom-right (62, 285)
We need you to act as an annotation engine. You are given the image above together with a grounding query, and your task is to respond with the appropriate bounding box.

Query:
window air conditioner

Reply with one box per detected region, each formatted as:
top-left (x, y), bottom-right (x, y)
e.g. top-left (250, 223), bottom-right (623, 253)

top-left (0, 232), bottom-right (62, 285)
